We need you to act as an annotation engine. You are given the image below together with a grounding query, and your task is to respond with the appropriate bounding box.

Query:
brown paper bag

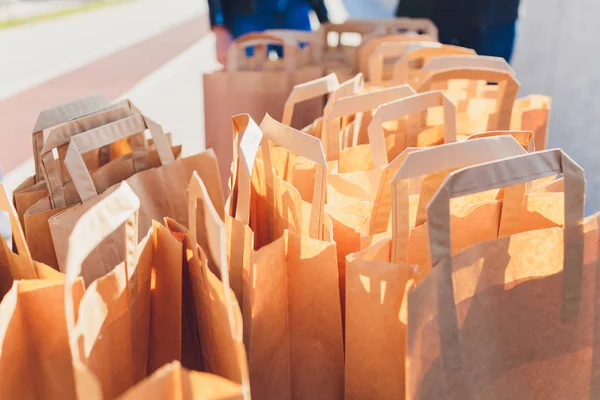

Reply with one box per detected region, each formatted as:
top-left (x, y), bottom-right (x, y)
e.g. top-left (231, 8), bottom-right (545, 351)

top-left (22, 110), bottom-right (181, 268)
top-left (181, 173), bottom-right (251, 398)
top-left (409, 55), bottom-right (513, 101)
top-left (0, 183), bottom-right (63, 297)
top-left (465, 94), bottom-right (550, 151)
top-left (249, 229), bottom-right (343, 400)
top-left (280, 73), bottom-right (340, 127)
top-left (321, 89), bottom-right (454, 204)
top-left (162, 173), bottom-right (250, 394)
top-left (465, 93), bottom-right (551, 150)
top-left (226, 115), bottom-right (266, 345)
top-left (164, 159), bottom-right (250, 387)
top-left (296, 89), bottom-right (456, 206)
top-left (412, 61), bottom-right (550, 149)
top-left (345, 233), bottom-right (413, 400)
top-left (13, 98), bottom-right (146, 219)
top-left (511, 94), bottom-right (551, 150)
top-left (415, 67), bottom-right (520, 136)
top-left (391, 45), bottom-right (476, 85)
top-left (320, 22), bottom-right (368, 82)
top-left (45, 115), bottom-right (221, 276)
top-left (408, 60), bottom-right (550, 149)
top-left (0, 279), bottom-right (84, 399)
top-left (230, 116), bottom-right (343, 382)
top-left (465, 130), bottom-right (565, 192)
top-left (203, 33), bottom-right (323, 189)
top-left (364, 136), bottom-right (564, 262)
top-left (365, 41), bottom-right (441, 85)
top-left (264, 29), bottom-right (325, 64)
top-left (290, 83), bottom-right (415, 203)
top-left (118, 361), bottom-right (244, 400)
top-left (48, 99), bottom-right (146, 188)
top-left (319, 83), bottom-right (416, 165)
top-left (318, 88), bottom-right (449, 310)
top-left (351, 90), bottom-right (457, 172)
top-left (344, 136), bottom-right (534, 399)
top-left (250, 114), bottom-right (334, 249)
top-left (465, 130), bottom-right (535, 151)
top-left (282, 92), bottom-right (457, 308)
top-left (35, 101), bottom-right (146, 205)
top-left (12, 94), bottom-right (110, 226)
top-left (0, 184), bottom-right (79, 399)
top-left (63, 183), bottom-right (182, 399)
top-left (323, 18), bottom-right (438, 80)
top-left (407, 149), bottom-right (595, 400)
top-left (30, 94), bottom-right (110, 183)
top-left (240, 116), bottom-right (343, 399)
top-left (464, 132), bottom-right (562, 193)
top-left (300, 73), bottom-right (364, 139)
top-left (419, 55), bottom-right (514, 78)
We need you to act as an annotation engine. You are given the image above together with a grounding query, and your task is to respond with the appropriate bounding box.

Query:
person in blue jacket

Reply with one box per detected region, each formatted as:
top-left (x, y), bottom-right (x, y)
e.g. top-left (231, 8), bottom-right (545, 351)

top-left (396, 0), bottom-right (520, 62)
top-left (208, 0), bottom-right (329, 65)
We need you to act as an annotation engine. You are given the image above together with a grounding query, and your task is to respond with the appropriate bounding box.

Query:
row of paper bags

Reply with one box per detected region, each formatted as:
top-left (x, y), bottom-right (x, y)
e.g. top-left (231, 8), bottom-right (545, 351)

top-left (3, 85), bottom-right (599, 399)
top-left (0, 21), bottom-right (596, 400)
top-left (203, 18), bottom-right (550, 190)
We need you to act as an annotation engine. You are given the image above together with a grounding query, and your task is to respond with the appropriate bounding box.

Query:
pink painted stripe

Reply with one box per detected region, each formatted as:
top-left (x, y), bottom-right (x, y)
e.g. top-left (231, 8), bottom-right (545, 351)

top-left (0, 15), bottom-right (209, 172)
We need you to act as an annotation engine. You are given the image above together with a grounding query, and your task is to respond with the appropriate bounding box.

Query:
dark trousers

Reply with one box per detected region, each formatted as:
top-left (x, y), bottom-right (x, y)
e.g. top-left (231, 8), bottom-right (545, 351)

top-left (230, 0), bottom-right (312, 38)
top-left (230, 0), bottom-right (313, 58)
top-left (437, 19), bottom-right (517, 63)
top-left (472, 20), bottom-right (517, 63)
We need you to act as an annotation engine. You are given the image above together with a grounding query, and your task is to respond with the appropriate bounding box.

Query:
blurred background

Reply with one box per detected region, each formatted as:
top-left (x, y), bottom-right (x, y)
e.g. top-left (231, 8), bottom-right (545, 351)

top-left (0, 0), bottom-right (599, 241)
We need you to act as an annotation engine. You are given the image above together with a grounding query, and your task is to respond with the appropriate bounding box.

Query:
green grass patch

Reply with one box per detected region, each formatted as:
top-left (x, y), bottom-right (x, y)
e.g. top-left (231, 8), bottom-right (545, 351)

top-left (0, 0), bottom-right (132, 30)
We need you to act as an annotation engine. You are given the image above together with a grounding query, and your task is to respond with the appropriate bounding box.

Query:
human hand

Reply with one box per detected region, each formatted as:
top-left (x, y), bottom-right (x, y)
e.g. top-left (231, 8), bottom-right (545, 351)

top-left (213, 25), bottom-right (233, 66)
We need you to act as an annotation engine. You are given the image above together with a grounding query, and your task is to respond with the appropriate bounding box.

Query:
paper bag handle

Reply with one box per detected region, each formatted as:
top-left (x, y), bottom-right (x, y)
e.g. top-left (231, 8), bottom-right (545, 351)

top-left (0, 183), bottom-right (37, 278)
top-left (229, 114), bottom-right (269, 226)
top-left (416, 67), bottom-right (521, 130)
top-left (265, 29), bottom-right (323, 63)
top-left (366, 41), bottom-right (433, 84)
top-left (367, 90), bottom-right (457, 168)
top-left (320, 73), bottom-right (364, 160)
top-left (41, 106), bottom-right (136, 209)
top-left (327, 85), bottom-right (417, 120)
top-left (421, 55), bottom-right (515, 75)
top-left (323, 18), bottom-right (436, 37)
top-left (63, 183), bottom-right (140, 369)
top-left (427, 149), bottom-right (585, 375)
top-left (322, 20), bottom-right (378, 35)
top-left (368, 136), bottom-right (528, 235)
top-left (322, 84), bottom-right (416, 160)
top-left (282, 73), bottom-right (339, 126)
top-left (367, 42), bottom-right (408, 84)
top-left (383, 136), bottom-right (527, 264)
top-left (63, 115), bottom-right (175, 206)
top-left (233, 32), bottom-right (286, 44)
top-left (227, 33), bottom-right (296, 71)
top-left (465, 130), bottom-right (535, 152)
top-left (32, 94), bottom-right (110, 182)
top-left (265, 29), bottom-right (319, 43)
top-left (323, 73), bottom-right (364, 116)
top-left (392, 46), bottom-right (476, 83)
top-left (428, 149), bottom-right (585, 265)
top-left (260, 114), bottom-right (327, 240)
top-left (465, 130), bottom-right (537, 238)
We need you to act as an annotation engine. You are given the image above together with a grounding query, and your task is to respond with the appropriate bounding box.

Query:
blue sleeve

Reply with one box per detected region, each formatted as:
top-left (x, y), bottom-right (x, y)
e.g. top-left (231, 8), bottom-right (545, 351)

top-left (208, 0), bottom-right (228, 28)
